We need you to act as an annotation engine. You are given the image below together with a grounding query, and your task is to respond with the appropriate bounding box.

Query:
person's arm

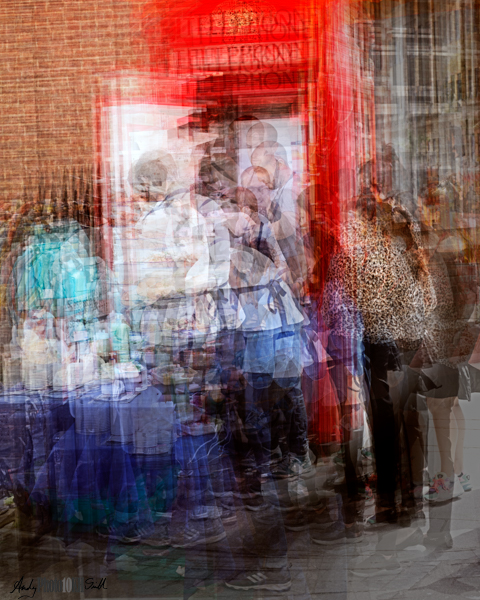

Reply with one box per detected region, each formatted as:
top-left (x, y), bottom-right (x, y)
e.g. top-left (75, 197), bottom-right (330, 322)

top-left (395, 205), bottom-right (438, 314)
top-left (270, 211), bottom-right (296, 241)
top-left (262, 222), bottom-right (294, 287)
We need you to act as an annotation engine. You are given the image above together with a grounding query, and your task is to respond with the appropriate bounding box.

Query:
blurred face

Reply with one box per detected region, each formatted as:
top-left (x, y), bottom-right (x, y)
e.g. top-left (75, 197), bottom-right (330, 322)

top-left (246, 124), bottom-right (265, 151)
top-left (28, 310), bottom-right (48, 337)
top-left (251, 146), bottom-right (276, 178)
top-left (243, 172), bottom-right (271, 215)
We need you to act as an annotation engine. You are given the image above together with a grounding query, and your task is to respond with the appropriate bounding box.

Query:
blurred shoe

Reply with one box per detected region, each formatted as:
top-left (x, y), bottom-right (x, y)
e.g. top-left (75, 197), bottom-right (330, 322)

top-left (307, 508), bottom-right (332, 531)
top-left (142, 522), bottom-right (171, 547)
top-left (234, 470), bottom-right (262, 499)
top-left (0, 507), bottom-right (14, 529)
top-left (239, 450), bottom-right (257, 471)
top-left (96, 521), bottom-right (151, 544)
top-left (322, 470), bottom-right (346, 489)
top-left (191, 505), bottom-right (222, 520)
top-left (332, 473), bottom-right (346, 485)
top-left (457, 472), bottom-right (472, 492)
top-left (361, 483), bottom-right (375, 504)
top-left (154, 510), bottom-right (172, 520)
top-left (365, 509), bottom-right (396, 527)
top-left (219, 496), bottom-right (236, 514)
top-left (350, 553), bottom-right (402, 577)
top-left (361, 448), bottom-right (374, 463)
top-left (284, 510), bottom-right (311, 531)
top-left (171, 520), bottom-right (226, 548)
top-left (214, 488), bottom-right (233, 498)
top-left (220, 507), bottom-right (237, 524)
top-left (423, 531), bottom-right (453, 551)
top-left (127, 522), bottom-right (154, 543)
top-left (333, 451), bottom-right (346, 468)
top-left (289, 453), bottom-right (316, 479)
top-left (225, 568), bottom-right (291, 591)
top-left (413, 485), bottom-right (426, 500)
top-left (271, 454), bottom-right (292, 479)
top-left (244, 496), bottom-right (269, 512)
top-left (453, 474), bottom-right (465, 497)
top-left (395, 527), bottom-right (424, 551)
top-left (425, 473), bottom-right (463, 503)
top-left (270, 445), bottom-right (282, 462)
top-left (284, 506), bottom-right (328, 531)
top-left (311, 522), bottom-right (363, 545)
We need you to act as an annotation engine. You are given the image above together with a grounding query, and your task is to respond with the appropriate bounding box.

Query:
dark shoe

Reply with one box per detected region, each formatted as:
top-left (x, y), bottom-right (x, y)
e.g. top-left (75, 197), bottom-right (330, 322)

top-left (271, 454), bottom-right (292, 479)
top-left (307, 507), bottom-right (332, 531)
top-left (234, 471), bottom-right (262, 499)
top-left (220, 507), bottom-right (237, 524)
top-left (96, 521), bottom-right (150, 544)
top-left (365, 507), bottom-right (397, 527)
top-left (142, 522), bottom-right (171, 547)
top-left (244, 496), bottom-right (269, 512)
top-left (225, 569), bottom-right (291, 591)
top-left (284, 506), bottom-right (328, 531)
top-left (311, 522), bottom-right (363, 545)
top-left (284, 510), bottom-right (311, 531)
top-left (289, 453), bottom-right (316, 479)
top-left (191, 505), bottom-right (222, 520)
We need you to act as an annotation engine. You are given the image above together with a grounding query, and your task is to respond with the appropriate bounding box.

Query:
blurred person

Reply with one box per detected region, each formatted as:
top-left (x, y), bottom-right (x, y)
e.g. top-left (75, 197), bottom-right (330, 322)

top-left (241, 161), bottom-right (307, 297)
top-left (223, 115), bottom-right (261, 171)
top-left (197, 152), bottom-right (238, 202)
top-left (412, 191), bottom-right (478, 514)
top-left (223, 186), bottom-right (290, 277)
top-left (320, 191), bottom-right (436, 575)
top-left (220, 187), bottom-right (310, 473)
top-left (245, 122), bottom-right (278, 159)
top-left (223, 244), bottom-right (305, 593)
top-left (126, 147), bottom-right (236, 583)
top-left (130, 150), bottom-right (179, 204)
top-left (221, 176), bottom-right (314, 590)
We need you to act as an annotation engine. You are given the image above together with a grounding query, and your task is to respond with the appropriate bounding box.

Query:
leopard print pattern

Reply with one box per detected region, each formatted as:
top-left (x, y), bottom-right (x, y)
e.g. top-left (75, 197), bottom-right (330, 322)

top-left (322, 213), bottom-right (436, 345)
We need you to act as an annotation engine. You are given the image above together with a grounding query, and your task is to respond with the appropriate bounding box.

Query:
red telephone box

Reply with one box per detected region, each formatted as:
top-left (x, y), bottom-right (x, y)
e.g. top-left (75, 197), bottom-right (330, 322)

top-left (96, 0), bottom-right (376, 446)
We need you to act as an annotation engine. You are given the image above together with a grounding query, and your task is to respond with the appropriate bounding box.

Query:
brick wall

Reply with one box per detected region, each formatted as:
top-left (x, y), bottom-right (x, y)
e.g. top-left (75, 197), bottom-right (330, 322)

top-left (0, 0), bottom-right (151, 201)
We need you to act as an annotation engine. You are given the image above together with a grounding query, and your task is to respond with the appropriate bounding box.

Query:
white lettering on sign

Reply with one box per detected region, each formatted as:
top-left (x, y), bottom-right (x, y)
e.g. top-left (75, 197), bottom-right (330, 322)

top-left (172, 40), bottom-right (310, 72)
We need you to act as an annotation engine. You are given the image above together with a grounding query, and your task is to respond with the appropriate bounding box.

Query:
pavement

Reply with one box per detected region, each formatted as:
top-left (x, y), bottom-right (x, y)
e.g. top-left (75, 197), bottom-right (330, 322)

top-left (0, 394), bottom-right (479, 600)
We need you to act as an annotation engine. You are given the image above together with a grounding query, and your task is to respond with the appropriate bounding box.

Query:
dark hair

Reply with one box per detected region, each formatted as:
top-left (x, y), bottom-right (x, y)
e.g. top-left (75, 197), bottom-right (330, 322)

top-left (235, 187), bottom-right (258, 213)
top-left (356, 192), bottom-right (376, 221)
top-left (133, 159), bottom-right (168, 191)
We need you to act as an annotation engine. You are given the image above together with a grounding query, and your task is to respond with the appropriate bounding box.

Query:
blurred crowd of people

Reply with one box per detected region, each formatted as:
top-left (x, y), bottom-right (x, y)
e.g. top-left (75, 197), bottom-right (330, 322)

top-left (1, 116), bottom-right (479, 591)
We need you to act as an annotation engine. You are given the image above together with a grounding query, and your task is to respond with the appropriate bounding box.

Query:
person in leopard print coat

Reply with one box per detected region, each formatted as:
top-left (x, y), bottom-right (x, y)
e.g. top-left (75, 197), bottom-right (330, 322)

top-left (321, 191), bottom-right (436, 531)
top-left (322, 198), bottom-right (436, 347)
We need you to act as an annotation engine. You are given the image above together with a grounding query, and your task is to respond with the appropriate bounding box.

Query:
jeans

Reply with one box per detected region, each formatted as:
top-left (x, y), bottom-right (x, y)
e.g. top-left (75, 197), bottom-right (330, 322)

top-left (271, 377), bottom-right (308, 456)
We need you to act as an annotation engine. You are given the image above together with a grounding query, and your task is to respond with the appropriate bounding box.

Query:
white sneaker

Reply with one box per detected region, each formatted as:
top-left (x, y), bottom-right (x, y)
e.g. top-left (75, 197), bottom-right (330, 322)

top-left (453, 474), bottom-right (465, 498)
top-left (289, 453), bottom-right (316, 478)
top-left (457, 472), bottom-right (472, 492)
top-left (424, 472), bottom-right (463, 503)
top-left (350, 553), bottom-right (402, 577)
